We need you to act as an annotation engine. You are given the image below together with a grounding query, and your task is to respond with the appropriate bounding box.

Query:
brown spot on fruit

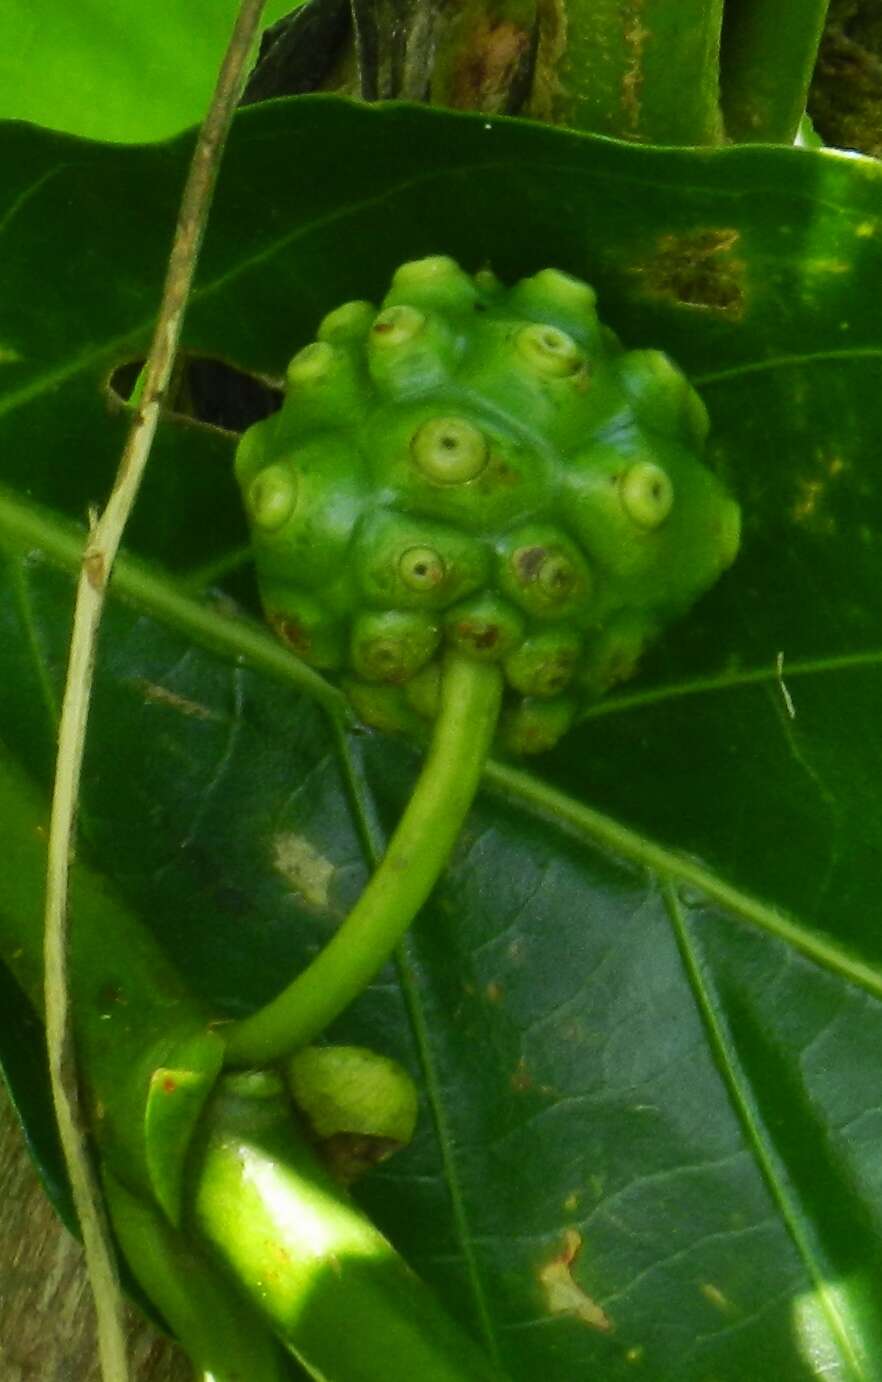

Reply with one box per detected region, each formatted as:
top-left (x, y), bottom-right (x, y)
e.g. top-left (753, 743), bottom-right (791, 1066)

top-left (515, 545), bottom-right (547, 581)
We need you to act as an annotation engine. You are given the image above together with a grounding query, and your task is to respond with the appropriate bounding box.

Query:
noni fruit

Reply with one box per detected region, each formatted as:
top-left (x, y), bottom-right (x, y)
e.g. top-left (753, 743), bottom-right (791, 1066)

top-left (236, 256), bottom-right (740, 752)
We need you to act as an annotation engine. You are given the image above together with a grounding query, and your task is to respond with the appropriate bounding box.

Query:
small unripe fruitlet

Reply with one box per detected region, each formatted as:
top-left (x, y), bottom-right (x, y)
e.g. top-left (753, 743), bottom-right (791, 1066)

top-left (236, 257), bottom-right (740, 753)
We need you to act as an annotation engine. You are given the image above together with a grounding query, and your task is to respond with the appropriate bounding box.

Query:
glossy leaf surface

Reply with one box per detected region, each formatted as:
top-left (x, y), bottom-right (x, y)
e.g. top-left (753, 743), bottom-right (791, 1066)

top-left (0, 0), bottom-right (294, 143)
top-left (2, 98), bottom-right (882, 1380)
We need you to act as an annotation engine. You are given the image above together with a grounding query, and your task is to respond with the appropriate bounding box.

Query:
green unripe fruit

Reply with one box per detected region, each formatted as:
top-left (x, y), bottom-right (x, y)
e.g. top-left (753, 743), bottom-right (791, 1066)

top-left (236, 257), bottom-right (741, 753)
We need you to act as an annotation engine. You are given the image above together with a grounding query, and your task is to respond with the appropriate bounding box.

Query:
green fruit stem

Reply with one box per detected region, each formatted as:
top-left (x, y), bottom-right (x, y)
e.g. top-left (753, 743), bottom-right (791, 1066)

top-left (191, 1072), bottom-right (507, 1381)
top-left (223, 653), bottom-right (503, 1065)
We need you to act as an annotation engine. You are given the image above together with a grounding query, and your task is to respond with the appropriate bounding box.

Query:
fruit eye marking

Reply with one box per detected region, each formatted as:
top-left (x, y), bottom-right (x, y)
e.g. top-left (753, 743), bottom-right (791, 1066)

top-left (619, 461), bottom-right (674, 528)
top-left (247, 465), bottom-right (297, 531)
top-left (287, 340), bottom-right (335, 384)
top-left (411, 416), bottom-right (489, 484)
top-left (516, 323), bottom-right (583, 377)
top-left (399, 546), bottom-right (446, 591)
top-left (370, 305), bottom-right (426, 347)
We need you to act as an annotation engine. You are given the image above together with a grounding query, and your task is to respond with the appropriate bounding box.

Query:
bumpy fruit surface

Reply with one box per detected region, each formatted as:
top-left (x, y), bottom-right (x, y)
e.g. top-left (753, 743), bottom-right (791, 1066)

top-left (236, 257), bottom-right (740, 752)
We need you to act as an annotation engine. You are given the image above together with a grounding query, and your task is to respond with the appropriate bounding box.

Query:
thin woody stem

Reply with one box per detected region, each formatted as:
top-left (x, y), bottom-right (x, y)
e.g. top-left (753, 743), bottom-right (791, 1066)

top-left (42, 5), bottom-right (267, 1379)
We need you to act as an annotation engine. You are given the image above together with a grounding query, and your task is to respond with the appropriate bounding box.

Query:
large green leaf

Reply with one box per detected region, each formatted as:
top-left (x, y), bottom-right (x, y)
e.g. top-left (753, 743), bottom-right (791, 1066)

top-left (0, 0), bottom-right (294, 143)
top-left (3, 97), bottom-right (882, 1380)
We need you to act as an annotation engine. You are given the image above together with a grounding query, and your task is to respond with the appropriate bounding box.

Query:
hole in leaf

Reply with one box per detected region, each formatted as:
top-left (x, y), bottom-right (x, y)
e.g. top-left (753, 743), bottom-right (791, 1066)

top-left (107, 355), bottom-right (284, 435)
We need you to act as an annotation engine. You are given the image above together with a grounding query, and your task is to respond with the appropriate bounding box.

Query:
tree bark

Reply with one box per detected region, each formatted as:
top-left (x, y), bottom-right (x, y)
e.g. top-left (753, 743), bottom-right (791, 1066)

top-left (0, 1084), bottom-right (189, 1382)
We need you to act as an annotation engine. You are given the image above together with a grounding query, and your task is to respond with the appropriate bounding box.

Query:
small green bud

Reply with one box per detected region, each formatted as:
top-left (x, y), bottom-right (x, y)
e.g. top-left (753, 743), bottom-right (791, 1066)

top-left (247, 463), bottom-right (297, 532)
top-left (367, 307), bottom-right (458, 397)
top-left (280, 340), bottom-right (369, 435)
top-left (619, 460), bottom-right (675, 529)
top-left (318, 299), bottom-right (375, 344)
top-left (341, 678), bottom-right (425, 738)
top-left (403, 661), bottom-right (441, 720)
top-left (350, 609), bottom-right (440, 682)
top-left (515, 323), bottom-right (584, 378)
top-left (266, 592), bottom-right (345, 668)
top-left (355, 510), bottom-right (487, 610)
top-left (287, 340), bottom-right (335, 386)
top-left (411, 416), bottom-right (489, 484)
top-left (496, 526), bottom-right (593, 621)
top-left (385, 256), bottom-right (479, 315)
top-left (579, 614), bottom-right (654, 697)
top-left (504, 629), bottom-right (582, 697)
top-left (286, 1045), bottom-right (418, 1144)
top-left (474, 267), bottom-right (503, 299)
top-left (370, 304), bottom-right (426, 348)
top-left (509, 269), bottom-right (600, 350)
top-left (500, 695), bottom-right (576, 755)
top-left (444, 593), bottom-right (525, 661)
top-left (617, 349), bottom-right (710, 446)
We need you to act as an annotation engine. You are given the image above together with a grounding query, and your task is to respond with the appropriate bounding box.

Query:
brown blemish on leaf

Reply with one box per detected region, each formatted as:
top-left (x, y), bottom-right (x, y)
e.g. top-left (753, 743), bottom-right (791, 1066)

top-left (485, 980), bottom-right (504, 1003)
top-left (137, 680), bottom-right (218, 720)
top-left (636, 229), bottom-right (745, 315)
top-left (273, 833), bottom-right (335, 909)
top-left (789, 450), bottom-right (847, 530)
top-left (539, 1229), bottom-right (614, 1332)
top-left (699, 1282), bottom-right (739, 1317)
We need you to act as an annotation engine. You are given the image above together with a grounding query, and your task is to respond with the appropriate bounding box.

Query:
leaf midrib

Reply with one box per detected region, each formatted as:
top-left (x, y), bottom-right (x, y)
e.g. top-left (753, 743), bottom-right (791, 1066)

top-left (665, 879), bottom-right (870, 1380)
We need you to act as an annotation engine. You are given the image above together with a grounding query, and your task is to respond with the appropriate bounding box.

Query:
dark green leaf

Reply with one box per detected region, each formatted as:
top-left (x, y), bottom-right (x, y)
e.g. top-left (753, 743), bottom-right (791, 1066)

top-left (2, 97), bottom-right (882, 1380)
